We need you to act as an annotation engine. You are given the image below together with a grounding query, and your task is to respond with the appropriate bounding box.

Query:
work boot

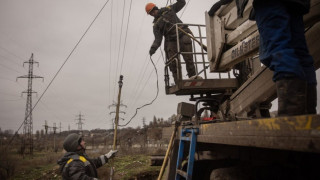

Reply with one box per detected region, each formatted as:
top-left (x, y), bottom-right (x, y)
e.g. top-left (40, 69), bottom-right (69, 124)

top-left (276, 77), bottom-right (307, 116)
top-left (306, 84), bottom-right (317, 114)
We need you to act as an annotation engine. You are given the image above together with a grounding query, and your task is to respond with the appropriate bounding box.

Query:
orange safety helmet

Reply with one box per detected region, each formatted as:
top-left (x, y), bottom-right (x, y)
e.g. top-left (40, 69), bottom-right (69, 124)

top-left (145, 3), bottom-right (156, 14)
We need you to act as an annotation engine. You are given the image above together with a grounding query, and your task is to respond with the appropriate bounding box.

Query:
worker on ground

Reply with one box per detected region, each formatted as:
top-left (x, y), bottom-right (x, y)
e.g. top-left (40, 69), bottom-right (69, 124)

top-left (251, 0), bottom-right (317, 116)
top-left (57, 133), bottom-right (118, 180)
top-left (146, 0), bottom-right (197, 83)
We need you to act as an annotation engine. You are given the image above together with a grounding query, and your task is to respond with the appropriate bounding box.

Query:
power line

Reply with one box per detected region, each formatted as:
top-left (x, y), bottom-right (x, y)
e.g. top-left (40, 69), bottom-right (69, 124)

top-left (108, 0), bottom-right (114, 104)
top-left (0, 91), bottom-right (22, 97)
top-left (126, 53), bottom-right (151, 107)
top-left (5, 0), bottom-right (111, 149)
top-left (113, 0), bottom-right (127, 100)
top-left (0, 98), bottom-right (23, 102)
top-left (0, 45), bottom-right (25, 62)
top-left (119, 0), bottom-right (133, 74)
top-left (0, 61), bottom-right (25, 74)
top-left (0, 53), bottom-right (28, 70)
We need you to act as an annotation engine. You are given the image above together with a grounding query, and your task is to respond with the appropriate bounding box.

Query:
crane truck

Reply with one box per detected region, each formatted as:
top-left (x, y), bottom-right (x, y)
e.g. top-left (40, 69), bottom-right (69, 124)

top-left (160, 0), bottom-right (320, 179)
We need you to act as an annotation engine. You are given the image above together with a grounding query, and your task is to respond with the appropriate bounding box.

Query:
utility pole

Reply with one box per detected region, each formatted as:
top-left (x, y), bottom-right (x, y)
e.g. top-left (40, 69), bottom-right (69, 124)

top-left (110, 75), bottom-right (124, 180)
top-left (75, 112), bottom-right (85, 135)
top-left (59, 122), bottom-right (62, 134)
top-left (112, 75), bottom-right (124, 150)
top-left (53, 123), bottom-right (57, 152)
top-left (43, 120), bottom-right (49, 151)
top-left (43, 120), bottom-right (49, 135)
top-left (17, 53), bottom-right (43, 157)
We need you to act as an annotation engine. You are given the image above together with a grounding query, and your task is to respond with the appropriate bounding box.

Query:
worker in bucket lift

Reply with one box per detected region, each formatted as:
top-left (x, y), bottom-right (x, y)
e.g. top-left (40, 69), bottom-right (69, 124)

top-left (250, 0), bottom-right (317, 116)
top-left (146, 0), bottom-right (198, 84)
top-left (57, 133), bottom-right (118, 180)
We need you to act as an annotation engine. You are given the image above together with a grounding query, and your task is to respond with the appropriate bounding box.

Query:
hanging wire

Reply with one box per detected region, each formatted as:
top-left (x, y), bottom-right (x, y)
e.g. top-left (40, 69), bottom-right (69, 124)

top-left (129, 54), bottom-right (161, 111)
top-left (118, 55), bottom-right (159, 127)
top-left (180, 0), bottom-right (191, 18)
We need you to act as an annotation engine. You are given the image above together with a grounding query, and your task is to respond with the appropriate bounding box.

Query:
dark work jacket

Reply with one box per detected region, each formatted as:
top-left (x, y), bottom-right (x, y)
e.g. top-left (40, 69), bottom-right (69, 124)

top-left (57, 151), bottom-right (107, 180)
top-left (252, 0), bottom-right (310, 16)
top-left (150, 0), bottom-right (192, 53)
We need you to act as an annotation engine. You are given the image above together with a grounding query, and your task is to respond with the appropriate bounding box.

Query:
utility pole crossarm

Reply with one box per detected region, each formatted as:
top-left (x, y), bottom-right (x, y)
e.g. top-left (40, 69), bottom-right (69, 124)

top-left (119, 102), bottom-right (127, 108)
top-left (17, 75), bottom-right (44, 79)
top-left (109, 111), bottom-right (126, 115)
top-left (111, 117), bottom-right (125, 121)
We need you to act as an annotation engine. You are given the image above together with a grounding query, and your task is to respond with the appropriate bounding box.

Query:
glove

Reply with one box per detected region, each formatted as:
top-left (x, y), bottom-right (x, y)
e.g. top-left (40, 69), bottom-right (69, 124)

top-left (149, 47), bottom-right (156, 56)
top-left (105, 150), bottom-right (118, 159)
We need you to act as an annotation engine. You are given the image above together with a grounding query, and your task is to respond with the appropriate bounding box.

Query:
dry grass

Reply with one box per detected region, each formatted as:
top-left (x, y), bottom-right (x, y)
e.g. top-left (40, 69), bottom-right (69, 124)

top-left (1, 147), bottom-right (162, 180)
top-left (1, 150), bottom-right (63, 180)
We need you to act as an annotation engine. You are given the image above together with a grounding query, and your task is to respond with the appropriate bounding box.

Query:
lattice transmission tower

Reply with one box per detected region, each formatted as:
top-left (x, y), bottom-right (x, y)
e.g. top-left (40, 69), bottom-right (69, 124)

top-left (75, 112), bottom-right (85, 134)
top-left (17, 53), bottom-right (43, 156)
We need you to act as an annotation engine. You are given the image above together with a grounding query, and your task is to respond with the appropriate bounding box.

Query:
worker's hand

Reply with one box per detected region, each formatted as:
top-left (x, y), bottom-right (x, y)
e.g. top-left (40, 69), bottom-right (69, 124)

top-left (149, 48), bottom-right (156, 56)
top-left (105, 150), bottom-right (118, 159)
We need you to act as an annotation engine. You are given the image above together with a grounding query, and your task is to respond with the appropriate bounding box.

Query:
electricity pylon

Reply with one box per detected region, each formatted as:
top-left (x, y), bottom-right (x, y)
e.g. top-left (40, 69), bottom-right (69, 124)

top-left (75, 112), bottom-right (85, 135)
top-left (17, 53), bottom-right (43, 156)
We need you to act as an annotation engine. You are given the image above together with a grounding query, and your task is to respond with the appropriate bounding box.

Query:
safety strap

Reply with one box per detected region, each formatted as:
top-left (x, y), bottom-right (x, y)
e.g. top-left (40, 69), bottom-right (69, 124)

top-left (153, 10), bottom-right (169, 26)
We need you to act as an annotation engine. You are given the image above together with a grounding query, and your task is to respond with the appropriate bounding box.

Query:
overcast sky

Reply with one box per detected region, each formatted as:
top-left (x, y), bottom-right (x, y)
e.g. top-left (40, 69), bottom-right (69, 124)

top-left (0, 0), bottom-right (319, 133)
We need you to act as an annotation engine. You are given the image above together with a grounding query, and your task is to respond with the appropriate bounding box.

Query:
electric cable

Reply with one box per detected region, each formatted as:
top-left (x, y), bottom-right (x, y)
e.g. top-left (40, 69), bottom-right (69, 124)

top-left (113, 0), bottom-right (127, 100)
top-left (118, 55), bottom-right (159, 127)
top-left (127, 53), bottom-right (165, 117)
top-left (0, 54), bottom-right (27, 70)
top-left (180, 0), bottom-right (191, 18)
top-left (128, 54), bottom-right (151, 106)
top-left (4, 0), bottom-right (111, 150)
top-left (119, 0), bottom-right (133, 74)
top-left (128, 47), bottom-right (165, 108)
top-left (132, 55), bottom-right (161, 105)
top-left (0, 62), bottom-right (25, 74)
top-left (124, 0), bottom-right (149, 103)
top-left (0, 98), bottom-right (22, 102)
top-left (109, 0), bottom-right (114, 104)
top-left (0, 45), bottom-right (25, 62)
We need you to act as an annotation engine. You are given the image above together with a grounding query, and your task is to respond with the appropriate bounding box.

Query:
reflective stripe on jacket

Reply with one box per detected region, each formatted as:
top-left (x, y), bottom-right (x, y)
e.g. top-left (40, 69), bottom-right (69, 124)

top-left (58, 152), bottom-right (107, 180)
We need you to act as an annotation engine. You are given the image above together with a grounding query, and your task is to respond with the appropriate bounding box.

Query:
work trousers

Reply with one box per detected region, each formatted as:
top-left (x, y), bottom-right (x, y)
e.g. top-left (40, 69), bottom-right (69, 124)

top-left (165, 34), bottom-right (196, 82)
top-left (254, 0), bottom-right (316, 85)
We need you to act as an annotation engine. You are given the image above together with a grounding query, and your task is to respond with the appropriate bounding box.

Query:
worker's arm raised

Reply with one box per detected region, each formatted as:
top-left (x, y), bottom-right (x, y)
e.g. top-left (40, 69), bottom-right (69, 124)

top-left (171, 0), bottom-right (186, 13)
